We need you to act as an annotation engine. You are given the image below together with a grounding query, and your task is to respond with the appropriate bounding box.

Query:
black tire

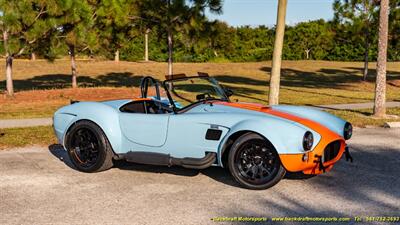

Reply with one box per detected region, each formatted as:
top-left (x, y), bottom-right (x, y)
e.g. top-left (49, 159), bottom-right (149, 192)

top-left (228, 133), bottom-right (286, 190)
top-left (65, 120), bottom-right (114, 172)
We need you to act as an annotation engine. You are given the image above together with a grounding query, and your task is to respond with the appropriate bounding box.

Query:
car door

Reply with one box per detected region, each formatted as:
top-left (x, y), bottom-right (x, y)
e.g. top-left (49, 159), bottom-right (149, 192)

top-left (164, 113), bottom-right (229, 158)
top-left (119, 102), bottom-right (170, 147)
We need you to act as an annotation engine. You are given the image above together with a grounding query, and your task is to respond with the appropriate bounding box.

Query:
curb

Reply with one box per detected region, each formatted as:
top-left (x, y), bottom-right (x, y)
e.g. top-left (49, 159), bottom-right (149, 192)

top-left (383, 122), bottom-right (400, 128)
top-left (0, 118), bottom-right (52, 129)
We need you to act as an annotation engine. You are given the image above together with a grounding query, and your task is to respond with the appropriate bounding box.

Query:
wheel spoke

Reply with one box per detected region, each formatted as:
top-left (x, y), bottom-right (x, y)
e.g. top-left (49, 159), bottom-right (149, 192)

top-left (234, 138), bottom-right (280, 186)
top-left (259, 164), bottom-right (270, 177)
top-left (243, 165), bottom-right (252, 174)
top-left (251, 165), bottom-right (258, 179)
top-left (71, 128), bottom-right (100, 168)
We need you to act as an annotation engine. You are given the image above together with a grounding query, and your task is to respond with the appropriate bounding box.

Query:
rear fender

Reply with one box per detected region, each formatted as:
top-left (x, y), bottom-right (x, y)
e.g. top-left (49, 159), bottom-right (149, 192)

top-left (55, 102), bottom-right (123, 153)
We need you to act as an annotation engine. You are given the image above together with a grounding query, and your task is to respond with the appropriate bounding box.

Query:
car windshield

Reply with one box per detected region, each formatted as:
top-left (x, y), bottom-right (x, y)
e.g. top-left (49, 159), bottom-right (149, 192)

top-left (164, 77), bottom-right (228, 110)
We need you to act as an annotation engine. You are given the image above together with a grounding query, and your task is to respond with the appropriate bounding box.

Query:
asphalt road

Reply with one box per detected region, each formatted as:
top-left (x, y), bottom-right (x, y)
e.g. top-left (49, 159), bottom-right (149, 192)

top-left (0, 128), bottom-right (399, 225)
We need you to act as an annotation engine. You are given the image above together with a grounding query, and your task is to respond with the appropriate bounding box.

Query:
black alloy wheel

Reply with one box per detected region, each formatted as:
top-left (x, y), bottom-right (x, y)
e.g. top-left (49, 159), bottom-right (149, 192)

top-left (66, 120), bottom-right (114, 172)
top-left (70, 128), bottom-right (100, 168)
top-left (228, 133), bottom-right (286, 189)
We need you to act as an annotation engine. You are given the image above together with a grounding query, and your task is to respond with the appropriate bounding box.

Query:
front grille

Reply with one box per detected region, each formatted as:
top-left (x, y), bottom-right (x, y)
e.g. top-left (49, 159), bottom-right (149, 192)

top-left (323, 141), bottom-right (341, 162)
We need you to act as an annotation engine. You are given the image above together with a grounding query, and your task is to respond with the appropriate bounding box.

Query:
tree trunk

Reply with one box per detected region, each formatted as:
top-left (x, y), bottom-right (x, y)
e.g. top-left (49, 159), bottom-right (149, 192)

top-left (5, 55), bottom-right (14, 96)
top-left (373, 0), bottom-right (389, 117)
top-left (268, 0), bottom-right (287, 105)
top-left (213, 50), bottom-right (218, 57)
top-left (114, 50), bottom-right (120, 62)
top-left (3, 30), bottom-right (14, 96)
top-left (362, 29), bottom-right (369, 81)
top-left (167, 29), bottom-right (173, 76)
top-left (31, 53), bottom-right (36, 61)
top-left (69, 46), bottom-right (78, 89)
top-left (305, 49), bottom-right (310, 60)
top-left (145, 29), bottom-right (149, 62)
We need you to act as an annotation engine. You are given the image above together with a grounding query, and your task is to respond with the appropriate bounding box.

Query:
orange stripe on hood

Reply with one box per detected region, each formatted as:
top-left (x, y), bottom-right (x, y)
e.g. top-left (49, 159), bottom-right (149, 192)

top-left (214, 101), bottom-right (338, 139)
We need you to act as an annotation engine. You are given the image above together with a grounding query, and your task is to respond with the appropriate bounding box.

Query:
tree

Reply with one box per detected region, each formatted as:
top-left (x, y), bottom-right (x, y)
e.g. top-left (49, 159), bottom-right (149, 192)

top-left (268, 0), bottom-right (287, 105)
top-left (144, 28), bottom-right (150, 61)
top-left (388, 0), bottom-right (400, 60)
top-left (0, 0), bottom-right (60, 96)
top-left (285, 20), bottom-right (333, 60)
top-left (373, 0), bottom-right (390, 117)
top-left (207, 21), bottom-right (236, 59)
top-left (136, 0), bottom-right (222, 75)
top-left (333, 0), bottom-right (379, 81)
top-left (95, 0), bottom-right (135, 63)
top-left (55, 0), bottom-right (98, 88)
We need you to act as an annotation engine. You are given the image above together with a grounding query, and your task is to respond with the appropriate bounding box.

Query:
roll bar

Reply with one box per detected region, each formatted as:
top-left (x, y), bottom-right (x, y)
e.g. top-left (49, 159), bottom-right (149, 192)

top-left (140, 76), bottom-right (161, 100)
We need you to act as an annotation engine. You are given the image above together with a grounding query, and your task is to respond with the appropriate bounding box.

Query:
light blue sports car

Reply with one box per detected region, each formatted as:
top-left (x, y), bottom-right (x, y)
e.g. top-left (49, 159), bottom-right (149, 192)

top-left (53, 73), bottom-right (353, 189)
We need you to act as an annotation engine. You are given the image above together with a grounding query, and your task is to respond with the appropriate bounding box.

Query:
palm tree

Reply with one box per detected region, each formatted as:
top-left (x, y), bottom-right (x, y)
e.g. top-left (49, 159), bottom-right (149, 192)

top-left (373, 0), bottom-right (389, 117)
top-left (268, 0), bottom-right (288, 105)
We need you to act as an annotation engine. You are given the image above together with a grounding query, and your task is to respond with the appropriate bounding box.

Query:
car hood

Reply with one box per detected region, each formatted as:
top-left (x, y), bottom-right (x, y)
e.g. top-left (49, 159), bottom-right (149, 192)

top-left (199, 101), bottom-right (347, 138)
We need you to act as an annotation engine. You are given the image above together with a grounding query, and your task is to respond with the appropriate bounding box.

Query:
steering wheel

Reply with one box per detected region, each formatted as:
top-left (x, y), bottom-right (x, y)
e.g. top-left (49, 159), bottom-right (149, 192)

top-left (153, 100), bottom-right (173, 114)
top-left (196, 91), bottom-right (212, 101)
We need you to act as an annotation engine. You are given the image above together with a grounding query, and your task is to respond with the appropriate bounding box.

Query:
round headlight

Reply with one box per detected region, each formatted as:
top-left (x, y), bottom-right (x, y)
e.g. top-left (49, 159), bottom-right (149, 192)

top-left (303, 131), bottom-right (314, 151)
top-left (344, 122), bottom-right (353, 140)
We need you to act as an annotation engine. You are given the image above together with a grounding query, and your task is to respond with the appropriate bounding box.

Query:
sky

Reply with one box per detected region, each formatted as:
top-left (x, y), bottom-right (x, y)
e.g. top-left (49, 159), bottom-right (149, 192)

top-left (207, 0), bottom-right (334, 27)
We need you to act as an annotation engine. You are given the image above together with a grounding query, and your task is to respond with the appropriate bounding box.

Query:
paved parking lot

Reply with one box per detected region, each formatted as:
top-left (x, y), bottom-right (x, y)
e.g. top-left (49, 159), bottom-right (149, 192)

top-left (0, 128), bottom-right (399, 224)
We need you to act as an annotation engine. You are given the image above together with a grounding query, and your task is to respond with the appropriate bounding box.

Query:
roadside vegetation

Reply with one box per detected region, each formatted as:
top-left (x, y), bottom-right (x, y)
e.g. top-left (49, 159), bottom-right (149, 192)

top-left (328, 108), bottom-right (400, 127)
top-left (1, 60), bottom-right (399, 121)
top-left (0, 126), bottom-right (55, 150)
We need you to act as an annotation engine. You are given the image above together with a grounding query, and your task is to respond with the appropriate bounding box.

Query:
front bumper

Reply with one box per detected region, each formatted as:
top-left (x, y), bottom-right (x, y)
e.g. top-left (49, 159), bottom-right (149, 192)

top-left (279, 138), bottom-right (346, 175)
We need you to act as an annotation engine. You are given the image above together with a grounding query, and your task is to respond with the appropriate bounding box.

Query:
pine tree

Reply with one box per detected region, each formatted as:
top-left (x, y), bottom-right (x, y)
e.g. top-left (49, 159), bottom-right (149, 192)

top-left (95, 0), bottom-right (136, 63)
top-left (333, 0), bottom-right (379, 81)
top-left (0, 0), bottom-right (61, 96)
top-left (135, 0), bottom-right (222, 76)
top-left (55, 0), bottom-right (98, 88)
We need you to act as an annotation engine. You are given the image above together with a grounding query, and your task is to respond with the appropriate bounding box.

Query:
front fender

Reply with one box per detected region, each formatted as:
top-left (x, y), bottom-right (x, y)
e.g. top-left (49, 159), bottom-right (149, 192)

top-left (54, 102), bottom-right (123, 153)
top-left (217, 118), bottom-right (321, 166)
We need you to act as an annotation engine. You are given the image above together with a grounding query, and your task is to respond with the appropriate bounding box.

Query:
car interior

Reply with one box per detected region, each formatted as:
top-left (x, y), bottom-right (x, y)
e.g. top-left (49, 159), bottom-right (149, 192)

top-left (120, 100), bottom-right (172, 114)
top-left (120, 76), bottom-right (173, 114)
top-left (119, 73), bottom-right (232, 115)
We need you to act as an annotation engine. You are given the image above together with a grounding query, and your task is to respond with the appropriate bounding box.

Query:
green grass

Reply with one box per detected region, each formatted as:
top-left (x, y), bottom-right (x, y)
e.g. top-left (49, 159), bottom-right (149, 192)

top-left (0, 126), bottom-right (56, 149)
top-left (0, 104), bottom-right (60, 119)
top-left (328, 107), bottom-right (400, 127)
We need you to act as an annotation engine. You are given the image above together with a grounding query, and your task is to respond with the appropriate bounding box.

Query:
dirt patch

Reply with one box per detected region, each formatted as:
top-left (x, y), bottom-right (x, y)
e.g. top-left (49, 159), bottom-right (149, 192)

top-left (389, 79), bottom-right (400, 87)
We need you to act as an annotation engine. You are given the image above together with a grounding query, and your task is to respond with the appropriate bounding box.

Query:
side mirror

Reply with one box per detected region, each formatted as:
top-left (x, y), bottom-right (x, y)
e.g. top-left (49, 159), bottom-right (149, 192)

top-left (225, 89), bottom-right (234, 97)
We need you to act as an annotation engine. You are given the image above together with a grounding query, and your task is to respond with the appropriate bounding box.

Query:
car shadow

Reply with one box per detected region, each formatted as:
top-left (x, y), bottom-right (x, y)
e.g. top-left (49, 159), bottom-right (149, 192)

top-left (47, 144), bottom-right (241, 187)
top-left (48, 144), bottom-right (75, 169)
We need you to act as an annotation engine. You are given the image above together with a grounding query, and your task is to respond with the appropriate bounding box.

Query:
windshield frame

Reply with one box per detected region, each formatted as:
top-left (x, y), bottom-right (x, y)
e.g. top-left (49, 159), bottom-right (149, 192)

top-left (162, 76), bottom-right (230, 113)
